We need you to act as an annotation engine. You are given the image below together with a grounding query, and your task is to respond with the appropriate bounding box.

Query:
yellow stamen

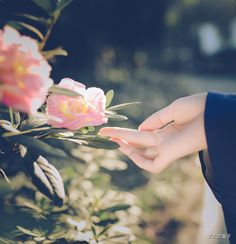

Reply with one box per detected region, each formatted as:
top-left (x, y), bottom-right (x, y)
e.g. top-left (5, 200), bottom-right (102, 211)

top-left (60, 99), bottom-right (88, 119)
top-left (17, 80), bottom-right (25, 89)
top-left (0, 55), bottom-right (5, 63)
top-left (60, 102), bottom-right (74, 119)
top-left (15, 64), bottom-right (25, 74)
top-left (77, 99), bottom-right (88, 114)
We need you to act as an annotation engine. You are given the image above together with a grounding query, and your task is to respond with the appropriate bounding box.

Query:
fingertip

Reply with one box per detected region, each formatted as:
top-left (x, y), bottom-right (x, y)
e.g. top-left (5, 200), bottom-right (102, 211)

top-left (138, 124), bottom-right (151, 131)
top-left (110, 138), bottom-right (122, 145)
top-left (138, 125), bottom-right (143, 131)
top-left (138, 123), bottom-right (146, 130)
top-left (98, 127), bottom-right (113, 136)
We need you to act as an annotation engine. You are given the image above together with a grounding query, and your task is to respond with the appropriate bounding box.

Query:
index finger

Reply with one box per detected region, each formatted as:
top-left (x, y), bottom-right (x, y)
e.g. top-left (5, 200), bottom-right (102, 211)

top-left (99, 127), bottom-right (157, 147)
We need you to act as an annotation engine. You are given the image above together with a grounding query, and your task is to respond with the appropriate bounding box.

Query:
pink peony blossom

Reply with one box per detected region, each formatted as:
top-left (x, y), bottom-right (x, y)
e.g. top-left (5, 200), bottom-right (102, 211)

top-left (0, 26), bottom-right (53, 113)
top-left (46, 78), bottom-right (108, 130)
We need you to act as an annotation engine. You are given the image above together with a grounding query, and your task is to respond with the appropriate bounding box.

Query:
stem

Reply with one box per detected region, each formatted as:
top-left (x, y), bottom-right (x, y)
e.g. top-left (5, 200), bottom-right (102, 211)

top-left (9, 107), bottom-right (14, 124)
top-left (2, 126), bottom-right (51, 138)
top-left (40, 11), bottom-right (61, 51)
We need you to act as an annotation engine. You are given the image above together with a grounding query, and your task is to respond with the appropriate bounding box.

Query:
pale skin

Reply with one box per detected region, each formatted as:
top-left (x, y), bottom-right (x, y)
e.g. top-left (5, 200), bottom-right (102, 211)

top-left (99, 93), bottom-right (208, 173)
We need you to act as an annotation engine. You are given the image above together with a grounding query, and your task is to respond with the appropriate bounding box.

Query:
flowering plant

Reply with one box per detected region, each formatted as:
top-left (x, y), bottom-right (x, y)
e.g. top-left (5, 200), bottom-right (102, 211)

top-left (0, 0), bottom-right (138, 208)
top-left (0, 1), bottom-right (142, 242)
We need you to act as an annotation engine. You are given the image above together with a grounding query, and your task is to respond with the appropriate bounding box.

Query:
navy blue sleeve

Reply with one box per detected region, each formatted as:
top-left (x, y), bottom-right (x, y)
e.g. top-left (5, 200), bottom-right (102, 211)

top-left (199, 91), bottom-right (236, 241)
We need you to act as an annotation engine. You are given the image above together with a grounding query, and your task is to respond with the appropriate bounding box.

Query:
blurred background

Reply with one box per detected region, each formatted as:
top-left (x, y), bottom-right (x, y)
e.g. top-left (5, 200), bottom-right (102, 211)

top-left (1, 0), bottom-right (236, 243)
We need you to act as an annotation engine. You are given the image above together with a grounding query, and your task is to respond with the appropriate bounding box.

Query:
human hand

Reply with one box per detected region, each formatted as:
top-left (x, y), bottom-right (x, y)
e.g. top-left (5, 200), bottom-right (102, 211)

top-left (99, 93), bottom-right (208, 173)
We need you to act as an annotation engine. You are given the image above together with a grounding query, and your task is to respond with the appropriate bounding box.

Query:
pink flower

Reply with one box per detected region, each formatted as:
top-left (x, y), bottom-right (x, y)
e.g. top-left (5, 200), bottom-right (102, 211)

top-left (46, 78), bottom-right (108, 130)
top-left (0, 26), bottom-right (53, 113)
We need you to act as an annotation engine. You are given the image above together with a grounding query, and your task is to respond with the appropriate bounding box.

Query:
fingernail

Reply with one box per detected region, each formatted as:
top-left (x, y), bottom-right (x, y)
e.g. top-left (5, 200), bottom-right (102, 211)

top-left (98, 128), bottom-right (105, 135)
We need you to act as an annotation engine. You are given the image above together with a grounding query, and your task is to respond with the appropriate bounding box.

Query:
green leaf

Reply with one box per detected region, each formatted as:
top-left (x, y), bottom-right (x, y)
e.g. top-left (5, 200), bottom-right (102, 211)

top-left (8, 21), bottom-right (44, 40)
top-left (56, 0), bottom-right (73, 12)
top-left (0, 120), bottom-right (18, 133)
top-left (67, 137), bottom-right (119, 150)
top-left (72, 134), bottom-right (96, 140)
top-left (16, 226), bottom-right (41, 237)
top-left (48, 230), bottom-right (68, 239)
top-left (17, 200), bottom-right (43, 213)
top-left (97, 204), bottom-right (131, 216)
top-left (105, 90), bottom-right (114, 108)
top-left (0, 168), bottom-right (13, 189)
top-left (13, 112), bottom-right (21, 127)
top-left (0, 238), bottom-right (15, 244)
top-left (21, 148), bottom-right (65, 206)
top-left (95, 217), bottom-right (119, 227)
top-left (81, 136), bottom-right (119, 150)
top-left (16, 13), bottom-right (49, 25)
top-left (107, 102), bottom-right (141, 111)
top-left (106, 113), bottom-right (128, 121)
top-left (8, 135), bottom-right (68, 159)
top-left (19, 115), bottom-right (48, 130)
top-left (86, 126), bottom-right (95, 132)
top-left (49, 85), bottom-right (83, 97)
top-left (42, 47), bottom-right (68, 60)
top-left (32, 0), bottom-right (56, 13)
top-left (78, 127), bottom-right (89, 134)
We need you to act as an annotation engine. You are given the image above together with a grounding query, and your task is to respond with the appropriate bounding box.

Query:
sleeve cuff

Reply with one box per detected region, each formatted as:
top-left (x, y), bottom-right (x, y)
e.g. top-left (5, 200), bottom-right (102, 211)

top-left (200, 91), bottom-right (236, 213)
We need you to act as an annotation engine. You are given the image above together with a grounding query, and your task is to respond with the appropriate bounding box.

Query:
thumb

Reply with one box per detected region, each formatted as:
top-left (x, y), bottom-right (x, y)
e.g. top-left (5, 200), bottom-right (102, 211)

top-left (139, 93), bottom-right (207, 131)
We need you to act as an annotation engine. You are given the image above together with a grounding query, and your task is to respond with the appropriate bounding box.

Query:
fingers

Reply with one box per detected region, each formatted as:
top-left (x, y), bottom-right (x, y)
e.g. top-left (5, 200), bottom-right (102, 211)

top-left (99, 127), bottom-right (157, 147)
top-left (139, 93), bottom-right (207, 131)
top-left (111, 138), bottom-right (157, 172)
top-left (135, 114), bottom-right (206, 174)
top-left (158, 113), bottom-right (207, 163)
top-left (144, 147), bottom-right (159, 159)
top-left (112, 138), bottom-right (158, 159)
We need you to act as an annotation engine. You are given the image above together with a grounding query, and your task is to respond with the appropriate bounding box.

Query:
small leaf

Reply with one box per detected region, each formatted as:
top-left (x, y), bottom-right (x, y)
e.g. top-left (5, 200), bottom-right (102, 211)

top-left (42, 47), bottom-right (68, 60)
top-left (0, 120), bottom-right (18, 133)
top-left (16, 226), bottom-right (41, 237)
top-left (8, 135), bottom-right (68, 159)
top-left (86, 126), bottom-right (95, 132)
top-left (72, 134), bottom-right (96, 139)
top-left (79, 136), bottom-right (119, 150)
top-left (79, 127), bottom-right (88, 134)
top-left (105, 90), bottom-right (114, 108)
top-left (34, 237), bottom-right (46, 242)
top-left (0, 168), bottom-right (13, 189)
top-left (97, 204), bottom-right (131, 216)
top-left (20, 146), bottom-right (65, 206)
top-left (48, 230), bottom-right (68, 239)
top-left (20, 115), bottom-right (48, 130)
top-left (18, 200), bottom-right (43, 213)
top-left (8, 21), bottom-right (44, 40)
top-left (107, 102), bottom-right (141, 111)
top-left (106, 114), bottom-right (128, 121)
top-left (16, 13), bottom-right (49, 25)
top-left (0, 238), bottom-right (15, 244)
top-left (56, 0), bottom-right (73, 12)
top-left (13, 112), bottom-right (21, 127)
top-left (95, 217), bottom-right (119, 227)
top-left (32, 0), bottom-right (56, 13)
top-left (49, 85), bottom-right (83, 97)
